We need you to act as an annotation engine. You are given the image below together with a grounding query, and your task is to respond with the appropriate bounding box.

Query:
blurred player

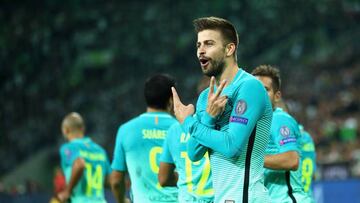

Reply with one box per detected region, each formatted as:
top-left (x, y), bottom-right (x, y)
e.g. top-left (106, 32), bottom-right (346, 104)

top-left (172, 17), bottom-right (272, 202)
top-left (299, 124), bottom-right (316, 202)
top-left (58, 112), bottom-right (111, 203)
top-left (158, 76), bottom-right (214, 203)
top-left (252, 65), bottom-right (311, 202)
top-left (110, 74), bottom-right (178, 203)
top-left (158, 123), bottom-right (214, 203)
top-left (277, 99), bottom-right (317, 201)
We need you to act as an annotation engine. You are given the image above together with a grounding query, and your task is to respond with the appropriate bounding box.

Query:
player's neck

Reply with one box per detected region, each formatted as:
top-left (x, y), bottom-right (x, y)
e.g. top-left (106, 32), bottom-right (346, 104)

top-left (146, 107), bottom-right (169, 113)
top-left (67, 132), bottom-right (84, 141)
top-left (217, 60), bottom-right (239, 86)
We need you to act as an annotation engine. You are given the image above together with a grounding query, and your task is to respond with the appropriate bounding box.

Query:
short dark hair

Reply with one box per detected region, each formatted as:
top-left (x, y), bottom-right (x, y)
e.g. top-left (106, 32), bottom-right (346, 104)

top-left (62, 112), bottom-right (85, 132)
top-left (144, 73), bottom-right (176, 110)
top-left (251, 65), bottom-right (281, 92)
top-left (193, 16), bottom-right (239, 50)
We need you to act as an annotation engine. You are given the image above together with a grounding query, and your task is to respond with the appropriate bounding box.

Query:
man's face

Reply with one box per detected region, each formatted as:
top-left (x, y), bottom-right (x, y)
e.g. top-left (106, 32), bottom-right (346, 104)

top-left (256, 76), bottom-right (279, 107)
top-left (61, 125), bottom-right (69, 140)
top-left (197, 29), bottom-right (227, 77)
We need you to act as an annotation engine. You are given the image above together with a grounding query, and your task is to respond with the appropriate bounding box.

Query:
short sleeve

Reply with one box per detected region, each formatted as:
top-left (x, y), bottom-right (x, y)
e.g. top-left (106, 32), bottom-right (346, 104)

top-left (272, 116), bottom-right (299, 153)
top-left (160, 130), bottom-right (174, 164)
top-left (111, 126), bottom-right (127, 171)
top-left (60, 144), bottom-right (80, 169)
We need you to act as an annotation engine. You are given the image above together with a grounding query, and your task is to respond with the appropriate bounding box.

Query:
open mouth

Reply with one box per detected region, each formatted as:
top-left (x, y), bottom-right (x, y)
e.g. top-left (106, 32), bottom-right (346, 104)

top-left (199, 58), bottom-right (210, 67)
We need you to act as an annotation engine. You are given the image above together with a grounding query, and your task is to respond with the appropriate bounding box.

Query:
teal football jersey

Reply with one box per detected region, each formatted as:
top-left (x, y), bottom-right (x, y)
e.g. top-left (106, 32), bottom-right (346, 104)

top-left (60, 137), bottom-right (111, 203)
top-left (299, 125), bottom-right (316, 202)
top-left (184, 69), bottom-right (272, 203)
top-left (112, 112), bottom-right (178, 203)
top-left (264, 108), bottom-right (311, 202)
top-left (161, 122), bottom-right (214, 203)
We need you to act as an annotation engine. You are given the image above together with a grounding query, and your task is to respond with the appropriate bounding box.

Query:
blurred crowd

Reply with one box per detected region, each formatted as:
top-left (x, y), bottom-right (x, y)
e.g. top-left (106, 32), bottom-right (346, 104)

top-left (285, 63), bottom-right (360, 178)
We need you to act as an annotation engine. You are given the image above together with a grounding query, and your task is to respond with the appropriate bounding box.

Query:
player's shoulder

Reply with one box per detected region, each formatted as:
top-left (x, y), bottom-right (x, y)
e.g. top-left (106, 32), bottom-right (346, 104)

top-left (117, 114), bottom-right (143, 130)
top-left (164, 122), bottom-right (182, 143)
top-left (272, 108), bottom-right (300, 137)
top-left (273, 108), bottom-right (297, 123)
top-left (60, 141), bottom-right (75, 150)
top-left (233, 71), bottom-right (266, 96)
top-left (167, 121), bottom-right (182, 135)
top-left (89, 139), bottom-right (106, 151)
top-left (239, 72), bottom-right (264, 89)
top-left (168, 121), bottom-right (182, 131)
top-left (59, 142), bottom-right (77, 156)
top-left (59, 143), bottom-right (69, 153)
top-left (301, 131), bottom-right (314, 142)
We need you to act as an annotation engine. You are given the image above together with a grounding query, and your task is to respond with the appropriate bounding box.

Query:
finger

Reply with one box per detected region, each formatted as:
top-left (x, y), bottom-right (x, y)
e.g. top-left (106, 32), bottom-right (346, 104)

top-left (214, 79), bottom-right (227, 98)
top-left (214, 96), bottom-right (227, 107)
top-left (218, 95), bottom-right (228, 101)
top-left (171, 87), bottom-right (182, 106)
top-left (209, 76), bottom-right (215, 96)
top-left (187, 104), bottom-right (195, 111)
top-left (219, 97), bottom-right (228, 107)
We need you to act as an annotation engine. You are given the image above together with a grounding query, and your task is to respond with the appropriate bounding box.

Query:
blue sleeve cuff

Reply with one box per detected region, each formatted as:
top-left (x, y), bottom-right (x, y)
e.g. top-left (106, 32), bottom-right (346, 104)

top-left (181, 116), bottom-right (197, 133)
top-left (201, 112), bottom-right (216, 127)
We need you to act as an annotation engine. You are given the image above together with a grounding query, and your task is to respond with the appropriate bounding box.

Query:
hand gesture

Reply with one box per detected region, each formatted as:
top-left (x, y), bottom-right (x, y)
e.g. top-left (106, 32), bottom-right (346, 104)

top-left (57, 188), bottom-right (70, 203)
top-left (172, 87), bottom-right (195, 123)
top-left (206, 76), bottom-right (228, 117)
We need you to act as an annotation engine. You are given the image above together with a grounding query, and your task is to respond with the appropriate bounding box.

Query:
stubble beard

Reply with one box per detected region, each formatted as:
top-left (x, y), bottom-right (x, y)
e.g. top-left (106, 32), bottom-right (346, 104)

top-left (203, 57), bottom-right (226, 78)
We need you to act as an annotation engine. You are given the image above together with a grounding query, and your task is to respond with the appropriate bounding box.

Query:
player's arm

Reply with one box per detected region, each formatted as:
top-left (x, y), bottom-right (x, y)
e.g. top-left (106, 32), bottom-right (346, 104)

top-left (264, 151), bottom-right (299, 170)
top-left (177, 79), bottom-right (268, 158)
top-left (110, 126), bottom-right (130, 203)
top-left (187, 112), bottom-right (209, 162)
top-left (158, 162), bottom-right (178, 187)
top-left (110, 170), bottom-right (128, 203)
top-left (265, 115), bottom-right (300, 170)
top-left (158, 126), bottom-right (178, 186)
top-left (187, 136), bottom-right (208, 161)
top-left (104, 154), bottom-right (113, 187)
top-left (58, 158), bottom-right (86, 202)
top-left (187, 93), bottom-right (226, 161)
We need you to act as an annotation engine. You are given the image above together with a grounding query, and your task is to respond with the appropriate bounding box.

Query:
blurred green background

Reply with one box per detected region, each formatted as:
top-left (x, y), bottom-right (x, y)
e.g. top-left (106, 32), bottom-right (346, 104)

top-left (1, 0), bottom-right (359, 194)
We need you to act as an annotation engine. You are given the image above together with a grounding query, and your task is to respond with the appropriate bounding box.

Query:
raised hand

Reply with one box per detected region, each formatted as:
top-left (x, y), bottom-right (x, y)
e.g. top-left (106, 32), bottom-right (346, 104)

top-left (206, 76), bottom-right (228, 117)
top-left (172, 87), bottom-right (195, 123)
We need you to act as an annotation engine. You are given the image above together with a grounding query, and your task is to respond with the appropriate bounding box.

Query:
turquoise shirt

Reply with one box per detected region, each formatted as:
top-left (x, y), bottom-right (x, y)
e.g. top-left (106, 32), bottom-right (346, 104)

top-left (184, 69), bottom-right (272, 203)
top-left (299, 125), bottom-right (316, 202)
top-left (112, 112), bottom-right (178, 203)
top-left (264, 108), bottom-right (311, 202)
top-left (60, 137), bottom-right (111, 203)
top-left (161, 122), bottom-right (214, 203)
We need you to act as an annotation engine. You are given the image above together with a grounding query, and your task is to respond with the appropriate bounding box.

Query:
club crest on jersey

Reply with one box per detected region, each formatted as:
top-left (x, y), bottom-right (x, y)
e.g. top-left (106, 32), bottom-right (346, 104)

top-left (280, 126), bottom-right (290, 137)
top-left (235, 100), bottom-right (247, 115)
top-left (64, 148), bottom-right (72, 160)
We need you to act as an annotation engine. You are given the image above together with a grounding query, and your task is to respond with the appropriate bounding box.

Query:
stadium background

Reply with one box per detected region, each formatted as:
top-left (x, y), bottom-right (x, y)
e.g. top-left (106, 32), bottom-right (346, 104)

top-left (1, 0), bottom-right (359, 202)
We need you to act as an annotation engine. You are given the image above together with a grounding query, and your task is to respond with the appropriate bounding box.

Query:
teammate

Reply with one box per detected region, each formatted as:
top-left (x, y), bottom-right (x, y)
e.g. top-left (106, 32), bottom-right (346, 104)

top-left (158, 123), bottom-right (214, 203)
top-left (299, 124), bottom-right (316, 202)
top-left (158, 77), bottom-right (214, 203)
top-left (58, 112), bottom-right (111, 203)
top-left (277, 100), bottom-right (317, 201)
top-left (110, 74), bottom-right (178, 203)
top-left (252, 65), bottom-right (311, 202)
top-left (171, 16), bottom-right (273, 202)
